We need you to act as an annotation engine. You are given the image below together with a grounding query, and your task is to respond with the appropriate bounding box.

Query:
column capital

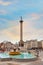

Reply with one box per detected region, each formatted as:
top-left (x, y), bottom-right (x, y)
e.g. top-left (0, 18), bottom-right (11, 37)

top-left (20, 16), bottom-right (23, 23)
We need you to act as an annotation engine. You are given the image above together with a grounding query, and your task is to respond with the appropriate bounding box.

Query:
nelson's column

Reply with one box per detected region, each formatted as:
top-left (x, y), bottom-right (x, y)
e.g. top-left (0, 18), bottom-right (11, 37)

top-left (19, 17), bottom-right (24, 47)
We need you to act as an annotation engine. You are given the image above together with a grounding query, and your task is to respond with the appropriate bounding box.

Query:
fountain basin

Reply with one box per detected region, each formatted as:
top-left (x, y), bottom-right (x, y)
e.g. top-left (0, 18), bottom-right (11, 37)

top-left (0, 52), bottom-right (38, 62)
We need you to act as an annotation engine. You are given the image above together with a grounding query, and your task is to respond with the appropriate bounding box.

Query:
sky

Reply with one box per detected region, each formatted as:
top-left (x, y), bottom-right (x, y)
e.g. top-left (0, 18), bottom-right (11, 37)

top-left (0, 0), bottom-right (43, 43)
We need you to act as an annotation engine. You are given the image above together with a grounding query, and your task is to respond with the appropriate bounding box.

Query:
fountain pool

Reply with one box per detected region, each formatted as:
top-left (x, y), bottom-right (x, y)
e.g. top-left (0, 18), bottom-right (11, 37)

top-left (0, 52), bottom-right (37, 61)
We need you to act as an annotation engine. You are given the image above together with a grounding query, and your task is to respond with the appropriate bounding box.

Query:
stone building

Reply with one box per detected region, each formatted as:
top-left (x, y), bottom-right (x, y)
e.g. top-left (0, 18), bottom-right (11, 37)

top-left (30, 40), bottom-right (38, 48)
top-left (24, 40), bottom-right (38, 49)
top-left (38, 40), bottom-right (43, 49)
top-left (38, 41), bottom-right (42, 49)
top-left (24, 41), bottom-right (31, 49)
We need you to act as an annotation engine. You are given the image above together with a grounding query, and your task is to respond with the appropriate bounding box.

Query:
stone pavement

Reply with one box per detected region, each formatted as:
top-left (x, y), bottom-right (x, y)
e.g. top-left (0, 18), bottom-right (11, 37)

top-left (0, 60), bottom-right (43, 65)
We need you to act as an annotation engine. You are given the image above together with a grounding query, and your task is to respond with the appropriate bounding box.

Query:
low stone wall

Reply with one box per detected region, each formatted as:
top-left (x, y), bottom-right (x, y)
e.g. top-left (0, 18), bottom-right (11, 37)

top-left (0, 57), bottom-right (38, 62)
top-left (0, 58), bottom-right (12, 61)
top-left (12, 57), bottom-right (38, 62)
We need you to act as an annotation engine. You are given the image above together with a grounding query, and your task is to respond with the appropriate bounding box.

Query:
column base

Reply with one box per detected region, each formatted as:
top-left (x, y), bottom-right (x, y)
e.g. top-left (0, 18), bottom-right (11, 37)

top-left (19, 40), bottom-right (24, 47)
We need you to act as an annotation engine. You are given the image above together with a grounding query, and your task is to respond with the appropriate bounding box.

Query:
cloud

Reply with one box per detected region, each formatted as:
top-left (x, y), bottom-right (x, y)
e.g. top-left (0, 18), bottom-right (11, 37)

top-left (25, 13), bottom-right (43, 21)
top-left (0, 20), bottom-right (43, 43)
top-left (30, 13), bottom-right (43, 20)
top-left (23, 13), bottom-right (43, 40)
top-left (0, 0), bottom-right (19, 6)
top-left (23, 21), bottom-right (43, 40)
top-left (0, 13), bottom-right (43, 42)
top-left (30, 13), bottom-right (40, 20)
top-left (0, 0), bottom-right (43, 43)
top-left (26, 13), bottom-right (43, 25)
top-left (0, 22), bottom-right (20, 43)
top-left (0, 0), bottom-right (11, 6)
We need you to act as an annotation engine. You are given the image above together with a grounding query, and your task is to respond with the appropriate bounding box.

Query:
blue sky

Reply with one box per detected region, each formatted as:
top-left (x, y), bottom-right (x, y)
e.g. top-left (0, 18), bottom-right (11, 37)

top-left (0, 0), bottom-right (43, 43)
